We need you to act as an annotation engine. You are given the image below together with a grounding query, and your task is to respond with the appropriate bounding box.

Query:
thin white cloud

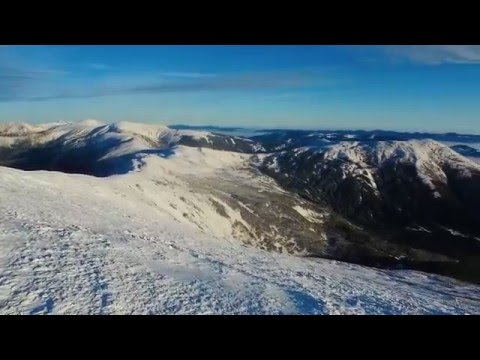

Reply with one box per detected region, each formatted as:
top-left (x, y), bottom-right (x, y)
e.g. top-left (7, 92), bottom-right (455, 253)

top-left (0, 69), bottom-right (332, 102)
top-left (0, 62), bottom-right (65, 101)
top-left (385, 45), bottom-right (480, 65)
top-left (159, 71), bottom-right (216, 78)
top-left (85, 64), bottom-right (212, 77)
top-left (87, 63), bottom-right (111, 70)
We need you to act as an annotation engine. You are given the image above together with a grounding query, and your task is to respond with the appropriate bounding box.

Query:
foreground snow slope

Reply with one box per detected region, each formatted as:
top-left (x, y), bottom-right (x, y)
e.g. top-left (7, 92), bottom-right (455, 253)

top-left (1, 153), bottom-right (479, 314)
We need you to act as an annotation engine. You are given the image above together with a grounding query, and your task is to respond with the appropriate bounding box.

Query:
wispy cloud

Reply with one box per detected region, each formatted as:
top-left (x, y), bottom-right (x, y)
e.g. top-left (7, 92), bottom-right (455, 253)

top-left (159, 71), bottom-right (216, 78)
top-left (384, 45), bottom-right (480, 65)
top-left (0, 65), bottom-right (64, 101)
top-left (0, 48), bottom-right (67, 101)
top-left (0, 66), bottom-right (32, 98)
top-left (87, 63), bottom-right (111, 70)
top-left (1, 69), bottom-right (329, 103)
top-left (128, 71), bottom-right (318, 92)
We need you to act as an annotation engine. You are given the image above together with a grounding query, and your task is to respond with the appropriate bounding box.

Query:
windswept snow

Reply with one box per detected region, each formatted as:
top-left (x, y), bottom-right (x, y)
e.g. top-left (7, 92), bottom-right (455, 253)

top-left (293, 205), bottom-right (324, 223)
top-left (1, 122), bottom-right (480, 314)
top-left (108, 121), bottom-right (177, 144)
top-left (176, 130), bottom-right (214, 144)
top-left (0, 123), bottom-right (47, 136)
top-left (1, 151), bottom-right (480, 314)
top-left (320, 139), bottom-right (480, 195)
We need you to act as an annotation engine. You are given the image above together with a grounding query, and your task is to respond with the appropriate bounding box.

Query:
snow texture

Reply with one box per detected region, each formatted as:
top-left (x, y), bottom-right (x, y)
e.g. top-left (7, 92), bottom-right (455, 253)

top-left (1, 122), bottom-right (480, 314)
top-left (0, 151), bottom-right (479, 314)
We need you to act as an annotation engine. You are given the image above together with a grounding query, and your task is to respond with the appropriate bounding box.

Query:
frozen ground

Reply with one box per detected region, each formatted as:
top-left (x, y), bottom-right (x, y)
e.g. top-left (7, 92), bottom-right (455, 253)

top-left (1, 150), bottom-right (479, 314)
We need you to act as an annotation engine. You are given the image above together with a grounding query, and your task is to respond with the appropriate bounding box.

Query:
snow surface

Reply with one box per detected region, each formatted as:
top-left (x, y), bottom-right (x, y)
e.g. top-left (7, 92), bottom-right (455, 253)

top-left (1, 149), bottom-right (480, 314)
top-left (176, 129), bottom-right (214, 144)
top-left (1, 122), bottom-right (480, 314)
top-left (0, 123), bottom-right (52, 136)
top-left (108, 121), bottom-right (175, 143)
top-left (319, 140), bottom-right (480, 197)
top-left (293, 205), bottom-right (324, 223)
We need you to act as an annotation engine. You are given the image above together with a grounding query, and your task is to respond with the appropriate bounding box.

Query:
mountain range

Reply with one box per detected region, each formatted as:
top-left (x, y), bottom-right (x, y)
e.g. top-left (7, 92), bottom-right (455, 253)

top-left (1, 120), bottom-right (479, 314)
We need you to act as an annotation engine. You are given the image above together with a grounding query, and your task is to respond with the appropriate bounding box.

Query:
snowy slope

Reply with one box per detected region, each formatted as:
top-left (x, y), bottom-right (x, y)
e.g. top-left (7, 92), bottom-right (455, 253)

top-left (0, 120), bottom-right (182, 176)
top-left (1, 153), bottom-right (480, 314)
top-left (262, 139), bottom-right (480, 206)
top-left (1, 121), bottom-right (480, 314)
top-left (259, 139), bottom-right (480, 278)
top-left (322, 139), bottom-right (480, 181)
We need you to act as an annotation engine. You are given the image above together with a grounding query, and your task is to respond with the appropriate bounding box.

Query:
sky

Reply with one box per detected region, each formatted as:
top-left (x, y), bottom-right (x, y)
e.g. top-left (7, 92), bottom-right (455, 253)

top-left (1, 45), bottom-right (480, 133)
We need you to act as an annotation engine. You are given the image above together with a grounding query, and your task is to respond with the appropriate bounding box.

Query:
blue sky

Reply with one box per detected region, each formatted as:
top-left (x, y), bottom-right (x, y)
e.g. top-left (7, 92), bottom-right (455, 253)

top-left (1, 45), bottom-right (480, 133)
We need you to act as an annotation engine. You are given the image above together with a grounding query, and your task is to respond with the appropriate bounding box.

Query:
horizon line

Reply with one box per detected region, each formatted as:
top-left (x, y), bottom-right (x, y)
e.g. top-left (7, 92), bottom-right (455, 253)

top-left (1, 119), bottom-right (479, 137)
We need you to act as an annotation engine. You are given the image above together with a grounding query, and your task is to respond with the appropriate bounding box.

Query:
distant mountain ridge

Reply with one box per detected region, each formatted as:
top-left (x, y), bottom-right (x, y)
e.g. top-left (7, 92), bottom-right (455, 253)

top-left (172, 125), bottom-right (480, 155)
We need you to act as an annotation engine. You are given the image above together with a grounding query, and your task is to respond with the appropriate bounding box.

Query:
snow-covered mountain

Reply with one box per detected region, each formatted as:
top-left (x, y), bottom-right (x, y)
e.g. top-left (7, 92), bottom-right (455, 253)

top-left (0, 121), bottom-right (352, 255)
top-left (1, 121), bottom-right (480, 314)
top-left (0, 120), bottom-right (181, 176)
top-left (259, 140), bottom-right (480, 281)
